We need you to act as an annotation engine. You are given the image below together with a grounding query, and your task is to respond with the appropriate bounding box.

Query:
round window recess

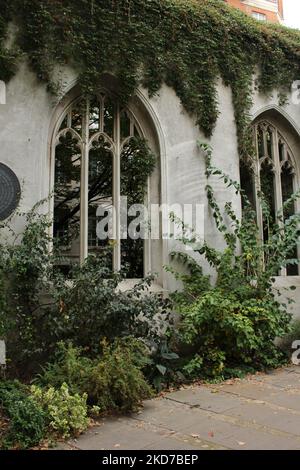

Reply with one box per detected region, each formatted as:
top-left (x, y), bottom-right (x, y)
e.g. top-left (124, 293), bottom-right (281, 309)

top-left (0, 163), bottom-right (21, 221)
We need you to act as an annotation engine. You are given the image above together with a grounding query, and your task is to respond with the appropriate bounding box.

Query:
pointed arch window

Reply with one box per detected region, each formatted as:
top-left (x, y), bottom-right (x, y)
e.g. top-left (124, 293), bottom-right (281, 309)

top-left (53, 94), bottom-right (153, 278)
top-left (252, 120), bottom-right (299, 276)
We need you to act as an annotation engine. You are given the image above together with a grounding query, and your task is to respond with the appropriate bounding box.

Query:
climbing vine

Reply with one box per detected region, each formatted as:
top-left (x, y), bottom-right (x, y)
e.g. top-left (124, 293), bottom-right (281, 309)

top-left (1, 0), bottom-right (300, 161)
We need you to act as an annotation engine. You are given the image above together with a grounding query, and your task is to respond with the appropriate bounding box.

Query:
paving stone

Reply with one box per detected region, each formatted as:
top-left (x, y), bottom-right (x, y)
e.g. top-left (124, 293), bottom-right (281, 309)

top-left (69, 420), bottom-right (162, 450)
top-left (216, 426), bottom-right (300, 450)
top-left (143, 434), bottom-right (226, 450)
top-left (265, 390), bottom-right (300, 412)
top-left (143, 439), bottom-right (204, 450)
top-left (132, 399), bottom-right (196, 431)
top-left (165, 387), bottom-right (241, 413)
top-left (179, 407), bottom-right (300, 450)
top-left (229, 402), bottom-right (300, 436)
top-left (211, 381), bottom-right (279, 401)
top-left (134, 399), bottom-right (241, 441)
top-left (254, 370), bottom-right (300, 390)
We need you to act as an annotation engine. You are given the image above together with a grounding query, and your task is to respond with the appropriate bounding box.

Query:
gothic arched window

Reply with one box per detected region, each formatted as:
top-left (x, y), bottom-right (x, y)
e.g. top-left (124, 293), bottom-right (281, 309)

top-left (252, 120), bottom-right (299, 276)
top-left (53, 93), bottom-right (155, 278)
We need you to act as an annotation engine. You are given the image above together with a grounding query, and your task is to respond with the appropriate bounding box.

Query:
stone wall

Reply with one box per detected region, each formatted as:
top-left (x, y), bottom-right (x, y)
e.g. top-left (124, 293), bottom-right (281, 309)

top-left (1, 64), bottom-right (300, 316)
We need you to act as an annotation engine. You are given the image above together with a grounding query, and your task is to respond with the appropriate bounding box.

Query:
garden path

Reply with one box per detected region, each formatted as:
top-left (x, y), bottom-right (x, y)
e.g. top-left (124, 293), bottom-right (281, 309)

top-left (58, 366), bottom-right (300, 450)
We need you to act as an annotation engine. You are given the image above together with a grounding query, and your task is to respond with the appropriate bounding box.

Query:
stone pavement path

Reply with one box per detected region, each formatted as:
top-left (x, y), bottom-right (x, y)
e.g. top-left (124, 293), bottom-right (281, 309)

top-left (59, 366), bottom-right (300, 451)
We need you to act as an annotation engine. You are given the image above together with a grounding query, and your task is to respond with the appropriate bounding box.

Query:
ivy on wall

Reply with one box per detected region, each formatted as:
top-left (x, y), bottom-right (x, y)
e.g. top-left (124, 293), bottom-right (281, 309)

top-left (1, 0), bottom-right (300, 161)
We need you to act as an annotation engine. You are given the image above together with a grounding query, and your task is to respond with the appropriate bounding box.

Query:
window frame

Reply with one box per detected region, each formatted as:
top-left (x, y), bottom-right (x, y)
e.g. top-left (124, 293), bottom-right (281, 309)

top-left (51, 93), bottom-right (152, 275)
top-left (253, 119), bottom-right (300, 276)
top-left (251, 11), bottom-right (267, 21)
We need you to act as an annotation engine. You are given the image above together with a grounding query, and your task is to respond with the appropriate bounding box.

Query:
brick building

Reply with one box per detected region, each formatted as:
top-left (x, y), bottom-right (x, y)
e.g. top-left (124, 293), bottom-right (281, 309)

top-left (224, 0), bottom-right (284, 23)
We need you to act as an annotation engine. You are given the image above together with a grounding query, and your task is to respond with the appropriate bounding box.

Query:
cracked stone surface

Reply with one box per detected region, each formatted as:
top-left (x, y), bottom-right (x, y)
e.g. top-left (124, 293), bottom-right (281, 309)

top-left (58, 366), bottom-right (300, 451)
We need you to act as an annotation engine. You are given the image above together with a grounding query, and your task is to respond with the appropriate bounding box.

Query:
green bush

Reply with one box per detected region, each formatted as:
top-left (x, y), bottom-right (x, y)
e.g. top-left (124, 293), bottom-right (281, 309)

top-left (0, 379), bottom-right (89, 448)
top-left (56, 257), bottom-right (170, 356)
top-left (36, 342), bottom-right (94, 397)
top-left (85, 338), bottom-right (153, 412)
top-left (30, 383), bottom-right (89, 439)
top-left (178, 289), bottom-right (289, 378)
top-left (0, 209), bottom-right (170, 376)
top-left (37, 338), bottom-right (153, 413)
top-left (0, 206), bottom-right (59, 374)
top-left (169, 144), bottom-right (296, 380)
top-left (0, 380), bottom-right (46, 449)
top-left (142, 339), bottom-right (180, 391)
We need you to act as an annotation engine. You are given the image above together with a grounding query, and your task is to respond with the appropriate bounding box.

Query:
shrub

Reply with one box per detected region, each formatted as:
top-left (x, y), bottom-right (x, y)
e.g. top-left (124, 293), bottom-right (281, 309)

top-left (0, 206), bottom-right (60, 374)
top-left (85, 338), bottom-right (153, 412)
top-left (0, 210), bottom-right (170, 376)
top-left (143, 339), bottom-right (180, 391)
top-left (178, 289), bottom-right (289, 378)
top-left (30, 383), bottom-right (89, 439)
top-left (56, 257), bottom-right (171, 356)
top-left (36, 342), bottom-right (94, 396)
top-left (0, 380), bottom-right (46, 449)
top-left (37, 338), bottom-right (153, 413)
top-left (169, 143), bottom-right (296, 380)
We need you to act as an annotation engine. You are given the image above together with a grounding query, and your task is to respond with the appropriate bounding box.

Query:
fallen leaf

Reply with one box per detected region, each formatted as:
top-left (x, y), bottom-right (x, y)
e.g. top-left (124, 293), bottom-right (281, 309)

top-left (238, 441), bottom-right (246, 446)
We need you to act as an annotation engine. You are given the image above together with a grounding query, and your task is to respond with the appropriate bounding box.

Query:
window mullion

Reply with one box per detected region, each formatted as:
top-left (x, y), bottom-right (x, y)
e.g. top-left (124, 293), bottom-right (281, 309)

top-left (80, 99), bottom-right (90, 264)
top-left (291, 160), bottom-right (300, 276)
top-left (282, 142), bottom-right (288, 162)
top-left (263, 128), bottom-right (268, 158)
top-left (254, 126), bottom-right (264, 244)
top-left (113, 103), bottom-right (121, 271)
top-left (273, 130), bottom-right (283, 214)
top-left (273, 130), bottom-right (286, 276)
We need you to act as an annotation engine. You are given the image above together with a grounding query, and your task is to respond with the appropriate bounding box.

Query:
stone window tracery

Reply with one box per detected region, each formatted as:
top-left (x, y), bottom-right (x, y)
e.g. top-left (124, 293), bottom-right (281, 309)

top-left (253, 120), bottom-right (299, 276)
top-left (53, 94), bottom-right (147, 278)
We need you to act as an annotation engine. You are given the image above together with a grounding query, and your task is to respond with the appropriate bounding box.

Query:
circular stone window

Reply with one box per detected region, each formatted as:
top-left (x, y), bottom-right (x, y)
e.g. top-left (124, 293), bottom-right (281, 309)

top-left (0, 163), bottom-right (21, 221)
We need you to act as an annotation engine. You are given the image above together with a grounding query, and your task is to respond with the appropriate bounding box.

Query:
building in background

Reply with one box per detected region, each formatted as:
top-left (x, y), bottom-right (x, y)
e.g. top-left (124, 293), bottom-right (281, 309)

top-left (224, 0), bottom-right (283, 23)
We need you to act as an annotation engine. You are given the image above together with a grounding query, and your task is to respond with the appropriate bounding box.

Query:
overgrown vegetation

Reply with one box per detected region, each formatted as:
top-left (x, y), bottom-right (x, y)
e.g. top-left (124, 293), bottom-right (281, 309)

top-left (1, 140), bottom-right (300, 446)
top-left (36, 339), bottom-right (153, 413)
top-left (0, 205), bottom-right (169, 448)
top-left (0, 205), bottom-right (171, 376)
top-left (30, 383), bottom-right (89, 439)
top-left (0, 380), bottom-right (46, 449)
top-left (168, 143), bottom-right (298, 379)
top-left (0, 379), bottom-right (90, 448)
top-left (0, 339), bottom-right (153, 448)
top-left (1, 0), bottom-right (300, 160)
top-left (1, 0), bottom-right (300, 450)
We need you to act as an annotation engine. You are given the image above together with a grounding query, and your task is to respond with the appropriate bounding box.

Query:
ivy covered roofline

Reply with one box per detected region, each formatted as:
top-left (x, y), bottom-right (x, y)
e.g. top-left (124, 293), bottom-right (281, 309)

top-left (1, 0), bottom-right (300, 161)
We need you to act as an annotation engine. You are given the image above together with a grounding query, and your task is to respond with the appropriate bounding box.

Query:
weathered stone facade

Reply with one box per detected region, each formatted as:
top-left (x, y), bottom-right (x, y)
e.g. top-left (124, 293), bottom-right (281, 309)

top-left (1, 62), bottom-right (300, 316)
